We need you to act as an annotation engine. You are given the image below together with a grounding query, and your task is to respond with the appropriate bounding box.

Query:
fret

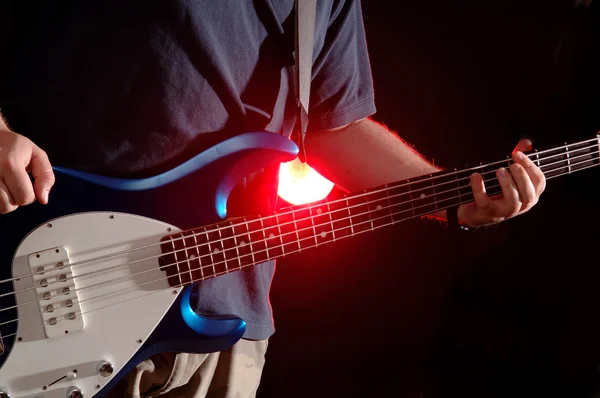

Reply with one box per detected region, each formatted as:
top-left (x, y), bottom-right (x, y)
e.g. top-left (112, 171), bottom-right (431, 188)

top-left (454, 170), bottom-right (462, 206)
top-left (407, 181), bottom-right (416, 218)
top-left (218, 223), bottom-right (241, 272)
top-left (429, 174), bottom-right (438, 212)
top-left (291, 206), bottom-right (319, 250)
top-left (366, 188), bottom-right (394, 228)
top-left (178, 232), bottom-right (195, 285)
top-left (312, 204), bottom-right (334, 244)
top-left (565, 143), bottom-right (572, 174)
top-left (191, 231), bottom-right (204, 280)
top-left (309, 207), bottom-right (319, 246)
top-left (158, 235), bottom-right (183, 287)
top-left (533, 149), bottom-right (541, 167)
top-left (566, 139), bottom-right (598, 172)
top-left (203, 228), bottom-right (218, 277)
top-left (346, 194), bottom-right (372, 234)
top-left (248, 218), bottom-right (269, 263)
top-left (477, 162), bottom-right (502, 197)
top-left (182, 231), bottom-right (206, 283)
top-left (291, 211), bottom-right (303, 251)
top-left (346, 198), bottom-right (355, 235)
top-left (385, 183), bottom-right (413, 223)
top-left (384, 186), bottom-right (395, 223)
top-left (535, 146), bottom-right (565, 178)
top-left (326, 202), bottom-right (337, 241)
top-left (261, 215), bottom-right (284, 259)
top-left (185, 229), bottom-right (211, 282)
top-left (434, 171), bottom-right (463, 210)
top-left (232, 219), bottom-right (255, 267)
top-left (407, 178), bottom-right (437, 218)
top-left (328, 197), bottom-right (352, 239)
top-left (171, 235), bottom-right (184, 287)
top-left (597, 134), bottom-right (600, 164)
top-left (229, 222), bottom-right (242, 269)
top-left (274, 214), bottom-right (287, 256)
top-left (216, 226), bottom-right (228, 274)
top-left (274, 212), bottom-right (298, 254)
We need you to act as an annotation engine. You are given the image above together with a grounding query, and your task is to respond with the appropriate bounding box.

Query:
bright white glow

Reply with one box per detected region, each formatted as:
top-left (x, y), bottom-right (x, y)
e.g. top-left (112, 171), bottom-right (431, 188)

top-left (277, 158), bottom-right (335, 205)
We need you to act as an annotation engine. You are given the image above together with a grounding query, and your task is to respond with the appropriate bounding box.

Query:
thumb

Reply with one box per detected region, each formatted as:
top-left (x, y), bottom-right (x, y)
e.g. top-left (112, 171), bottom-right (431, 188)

top-left (30, 146), bottom-right (55, 204)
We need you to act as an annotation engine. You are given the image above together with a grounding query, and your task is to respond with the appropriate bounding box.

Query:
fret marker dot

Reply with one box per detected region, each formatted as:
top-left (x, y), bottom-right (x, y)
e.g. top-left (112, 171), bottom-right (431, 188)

top-left (269, 233), bottom-right (275, 239)
top-left (420, 193), bottom-right (426, 199)
top-left (321, 232), bottom-right (327, 238)
top-left (189, 254), bottom-right (197, 260)
top-left (213, 248), bottom-right (220, 254)
top-left (376, 205), bottom-right (382, 210)
top-left (316, 208), bottom-right (323, 215)
top-left (240, 241), bottom-right (246, 247)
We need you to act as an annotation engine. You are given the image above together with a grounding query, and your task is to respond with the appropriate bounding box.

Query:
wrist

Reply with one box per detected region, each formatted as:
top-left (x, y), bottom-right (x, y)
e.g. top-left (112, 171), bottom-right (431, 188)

top-left (446, 205), bottom-right (478, 232)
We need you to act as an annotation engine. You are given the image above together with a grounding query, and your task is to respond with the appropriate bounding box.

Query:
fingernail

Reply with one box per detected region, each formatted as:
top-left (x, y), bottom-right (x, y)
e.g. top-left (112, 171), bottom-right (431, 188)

top-left (43, 190), bottom-right (49, 204)
top-left (498, 168), bottom-right (507, 176)
top-left (515, 151), bottom-right (524, 161)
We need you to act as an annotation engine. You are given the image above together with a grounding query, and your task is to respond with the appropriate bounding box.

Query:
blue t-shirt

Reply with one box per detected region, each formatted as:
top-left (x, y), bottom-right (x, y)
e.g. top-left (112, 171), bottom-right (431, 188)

top-left (0, 0), bottom-right (376, 340)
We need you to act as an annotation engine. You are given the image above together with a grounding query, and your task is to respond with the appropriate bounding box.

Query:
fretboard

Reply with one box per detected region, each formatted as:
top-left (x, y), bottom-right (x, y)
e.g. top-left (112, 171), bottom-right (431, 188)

top-left (159, 134), bottom-right (600, 287)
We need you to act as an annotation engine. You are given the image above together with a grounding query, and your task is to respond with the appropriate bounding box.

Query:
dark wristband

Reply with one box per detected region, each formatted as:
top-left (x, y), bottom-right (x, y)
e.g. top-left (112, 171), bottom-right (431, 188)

top-left (446, 205), bottom-right (478, 232)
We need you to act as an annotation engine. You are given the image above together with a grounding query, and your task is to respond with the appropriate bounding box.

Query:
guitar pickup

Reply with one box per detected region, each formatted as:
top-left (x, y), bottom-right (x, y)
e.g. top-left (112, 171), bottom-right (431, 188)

top-left (27, 246), bottom-right (84, 338)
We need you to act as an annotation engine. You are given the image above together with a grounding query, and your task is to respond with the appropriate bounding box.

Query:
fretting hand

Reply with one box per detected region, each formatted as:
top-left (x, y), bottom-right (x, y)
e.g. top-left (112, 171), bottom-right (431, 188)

top-left (458, 139), bottom-right (546, 226)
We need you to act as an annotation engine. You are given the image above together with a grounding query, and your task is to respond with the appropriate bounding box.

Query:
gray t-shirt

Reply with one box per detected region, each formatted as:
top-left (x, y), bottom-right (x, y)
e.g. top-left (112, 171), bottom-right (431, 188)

top-left (0, 0), bottom-right (376, 339)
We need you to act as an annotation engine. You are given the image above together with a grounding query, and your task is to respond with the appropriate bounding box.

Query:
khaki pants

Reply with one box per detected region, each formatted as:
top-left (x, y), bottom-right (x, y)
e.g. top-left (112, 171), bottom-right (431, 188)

top-left (107, 339), bottom-right (268, 398)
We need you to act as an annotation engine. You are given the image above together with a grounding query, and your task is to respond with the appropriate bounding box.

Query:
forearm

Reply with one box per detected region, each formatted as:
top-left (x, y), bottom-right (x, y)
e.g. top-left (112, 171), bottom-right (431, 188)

top-left (305, 117), bottom-right (447, 219)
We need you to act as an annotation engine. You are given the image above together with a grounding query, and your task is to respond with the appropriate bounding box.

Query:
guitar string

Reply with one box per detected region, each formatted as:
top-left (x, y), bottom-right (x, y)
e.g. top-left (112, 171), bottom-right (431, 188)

top-left (0, 158), bottom-right (597, 330)
top-left (0, 159), bottom-right (595, 338)
top-left (0, 145), bottom-right (596, 305)
top-left (0, 140), bottom-right (597, 288)
top-left (0, 147), bottom-right (597, 307)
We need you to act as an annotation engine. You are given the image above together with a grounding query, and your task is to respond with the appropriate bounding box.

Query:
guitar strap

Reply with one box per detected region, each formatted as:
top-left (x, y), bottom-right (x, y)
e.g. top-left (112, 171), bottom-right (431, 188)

top-left (227, 1), bottom-right (316, 216)
top-left (293, 0), bottom-right (316, 163)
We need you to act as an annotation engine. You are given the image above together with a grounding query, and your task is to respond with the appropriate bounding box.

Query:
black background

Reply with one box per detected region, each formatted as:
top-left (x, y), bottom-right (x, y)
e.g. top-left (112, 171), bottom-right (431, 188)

top-left (259, 1), bottom-right (600, 397)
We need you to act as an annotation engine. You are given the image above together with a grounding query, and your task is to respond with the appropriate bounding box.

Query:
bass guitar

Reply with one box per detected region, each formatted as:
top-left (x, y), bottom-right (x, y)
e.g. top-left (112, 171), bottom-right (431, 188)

top-left (0, 131), bottom-right (598, 397)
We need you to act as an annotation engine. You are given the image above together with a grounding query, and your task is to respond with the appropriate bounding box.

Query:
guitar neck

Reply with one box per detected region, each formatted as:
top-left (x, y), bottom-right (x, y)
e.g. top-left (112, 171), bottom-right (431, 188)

top-left (159, 134), bottom-right (600, 285)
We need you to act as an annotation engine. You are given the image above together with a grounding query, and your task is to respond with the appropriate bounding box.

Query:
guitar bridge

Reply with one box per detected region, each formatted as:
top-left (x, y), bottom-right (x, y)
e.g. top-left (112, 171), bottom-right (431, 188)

top-left (27, 246), bottom-right (84, 338)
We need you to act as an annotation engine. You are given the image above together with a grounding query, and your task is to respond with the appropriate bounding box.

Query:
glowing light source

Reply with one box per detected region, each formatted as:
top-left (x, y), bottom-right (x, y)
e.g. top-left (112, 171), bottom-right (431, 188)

top-left (277, 158), bottom-right (334, 205)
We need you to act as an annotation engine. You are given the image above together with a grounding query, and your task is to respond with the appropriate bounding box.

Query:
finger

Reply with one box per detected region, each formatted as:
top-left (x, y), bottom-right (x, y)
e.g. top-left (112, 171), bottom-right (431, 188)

top-left (512, 138), bottom-right (533, 154)
top-left (0, 178), bottom-right (18, 214)
top-left (2, 156), bottom-right (36, 206)
top-left (512, 151), bottom-right (546, 197)
top-left (496, 167), bottom-right (521, 217)
top-left (470, 172), bottom-right (497, 216)
top-left (509, 162), bottom-right (536, 210)
top-left (30, 146), bottom-right (55, 204)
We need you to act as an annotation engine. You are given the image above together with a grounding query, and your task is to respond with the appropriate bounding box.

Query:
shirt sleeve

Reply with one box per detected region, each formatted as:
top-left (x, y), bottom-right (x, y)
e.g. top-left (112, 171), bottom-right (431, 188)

top-left (307, 0), bottom-right (376, 132)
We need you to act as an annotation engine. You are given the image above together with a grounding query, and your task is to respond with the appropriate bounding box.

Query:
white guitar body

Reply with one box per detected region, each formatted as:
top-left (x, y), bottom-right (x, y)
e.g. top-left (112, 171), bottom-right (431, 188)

top-left (0, 212), bottom-right (181, 398)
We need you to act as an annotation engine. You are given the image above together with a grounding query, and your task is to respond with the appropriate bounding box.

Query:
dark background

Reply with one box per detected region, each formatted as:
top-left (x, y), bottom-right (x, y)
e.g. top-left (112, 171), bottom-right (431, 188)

top-left (259, 1), bottom-right (600, 397)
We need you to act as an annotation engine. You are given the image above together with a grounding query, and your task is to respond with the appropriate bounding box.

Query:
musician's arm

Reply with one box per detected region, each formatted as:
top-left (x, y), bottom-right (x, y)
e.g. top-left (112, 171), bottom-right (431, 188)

top-left (306, 118), bottom-right (440, 191)
top-left (305, 117), bottom-right (448, 219)
top-left (305, 117), bottom-right (546, 226)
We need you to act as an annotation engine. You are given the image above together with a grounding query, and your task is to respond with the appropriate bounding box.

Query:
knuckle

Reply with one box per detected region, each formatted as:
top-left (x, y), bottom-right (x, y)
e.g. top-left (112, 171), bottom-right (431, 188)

top-left (506, 201), bottom-right (521, 216)
top-left (0, 201), bottom-right (17, 214)
top-left (509, 163), bottom-right (524, 175)
top-left (12, 190), bottom-right (31, 206)
top-left (2, 155), bottom-right (20, 172)
top-left (520, 197), bottom-right (534, 209)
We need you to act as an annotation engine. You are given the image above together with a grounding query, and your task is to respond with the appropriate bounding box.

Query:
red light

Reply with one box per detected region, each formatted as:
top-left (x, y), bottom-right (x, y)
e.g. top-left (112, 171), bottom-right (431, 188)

top-left (277, 158), bottom-right (334, 205)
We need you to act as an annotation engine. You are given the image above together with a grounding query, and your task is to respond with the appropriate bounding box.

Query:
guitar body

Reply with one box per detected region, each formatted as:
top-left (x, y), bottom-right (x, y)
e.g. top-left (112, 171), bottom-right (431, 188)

top-left (0, 132), bottom-right (298, 398)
